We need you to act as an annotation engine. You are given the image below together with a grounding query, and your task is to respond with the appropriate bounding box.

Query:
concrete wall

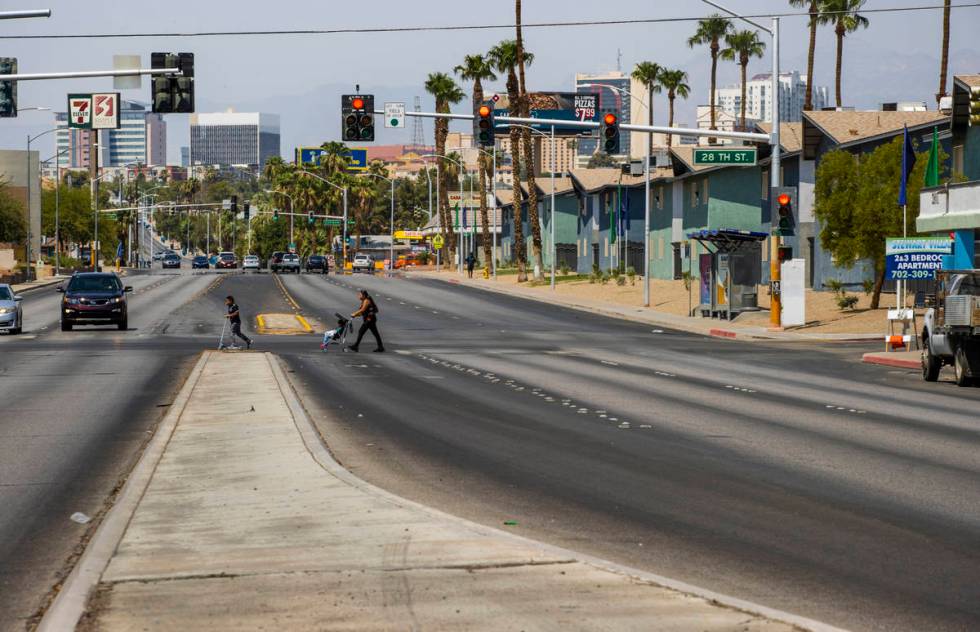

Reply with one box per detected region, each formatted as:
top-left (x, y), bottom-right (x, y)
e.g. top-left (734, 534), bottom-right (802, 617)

top-left (0, 149), bottom-right (41, 263)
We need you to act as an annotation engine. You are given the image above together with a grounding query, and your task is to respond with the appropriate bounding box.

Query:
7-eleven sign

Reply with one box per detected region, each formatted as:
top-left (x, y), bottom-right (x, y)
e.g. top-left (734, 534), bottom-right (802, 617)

top-left (68, 94), bottom-right (92, 129)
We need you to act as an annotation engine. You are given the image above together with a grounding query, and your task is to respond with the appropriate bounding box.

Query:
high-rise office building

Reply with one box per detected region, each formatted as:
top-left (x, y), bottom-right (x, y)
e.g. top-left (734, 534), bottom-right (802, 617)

top-left (575, 71), bottom-right (637, 165)
top-left (54, 100), bottom-right (166, 168)
top-left (189, 111), bottom-right (280, 168)
top-left (713, 71), bottom-right (828, 124)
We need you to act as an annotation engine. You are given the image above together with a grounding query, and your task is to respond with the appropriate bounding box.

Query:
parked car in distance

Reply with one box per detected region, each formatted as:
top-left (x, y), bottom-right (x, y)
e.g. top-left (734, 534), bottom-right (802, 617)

top-left (268, 251), bottom-right (285, 272)
top-left (352, 253), bottom-right (374, 273)
top-left (152, 252), bottom-right (166, 262)
top-left (0, 283), bottom-right (23, 335)
top-left (59, 272), bottom-right (132, 331)
top-left (280, 253), bottom-right (301, 274)
top-left (305, 254), bottom-right (329, 273)
top-left (216, 252), bottom-right (237, 269)
top-left (162, 253), bottom-right (181, 269)
top-left (242, 255), bottom-right (261, 272)
top-left (191, 255), bottom-right (209, 269)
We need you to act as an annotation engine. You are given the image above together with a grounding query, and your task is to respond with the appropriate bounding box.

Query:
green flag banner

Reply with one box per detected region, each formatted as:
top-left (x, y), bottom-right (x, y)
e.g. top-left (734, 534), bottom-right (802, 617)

top-left (924, 127), bottom-right (940, 188)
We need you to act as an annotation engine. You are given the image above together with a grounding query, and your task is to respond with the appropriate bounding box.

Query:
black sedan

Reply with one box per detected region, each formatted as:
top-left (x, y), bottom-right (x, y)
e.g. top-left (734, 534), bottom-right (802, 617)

top-left (305, 254), bottom-right (329, 273)
top-left (191, 255), bottom-right (209, 269)
top-left (162, 253), bottom-right (181, 269)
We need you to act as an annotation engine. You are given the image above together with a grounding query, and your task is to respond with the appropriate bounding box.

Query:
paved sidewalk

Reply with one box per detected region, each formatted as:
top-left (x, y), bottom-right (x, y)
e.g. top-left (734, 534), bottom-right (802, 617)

top-left (41, 351), bottom-right (830, 631)
top-left (411, 271), bottom-right (879, 343)
top-left (10, 275), bottom-right (68, 293)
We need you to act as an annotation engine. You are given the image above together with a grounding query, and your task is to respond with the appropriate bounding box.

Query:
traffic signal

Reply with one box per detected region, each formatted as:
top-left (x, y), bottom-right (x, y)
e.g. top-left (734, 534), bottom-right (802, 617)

top-left (342, 94), bottom-right (375, 142)
top-left (308, 210), bottom-right (315, 224)
top-left (273, 208), bottom-right (279, 221)
top-left (230, 195), bottom-right (238, 213)
top-left (602, 112), bottom-right (620, 154)
top-left (778, 246), bottom-right (793, 263)
top-left (151, 52), bottom-right (195, 114)
top-left (243, 201), bottom-right (250, 222)
top-left (0, 58), bottom-right (17, 118)
top-left (474, 102), bottom-right (495, 147)
top-left (772, 187), bottom-right (797, 236)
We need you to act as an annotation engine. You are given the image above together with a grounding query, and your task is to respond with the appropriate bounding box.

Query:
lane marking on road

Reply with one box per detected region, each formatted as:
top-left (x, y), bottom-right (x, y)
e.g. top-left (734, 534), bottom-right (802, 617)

top-left (256, 313), bottom-right (315, 335)
top-left (272, 273), bottom-right (302, 311)
top-left (600, 360), bottom-right (619, 366)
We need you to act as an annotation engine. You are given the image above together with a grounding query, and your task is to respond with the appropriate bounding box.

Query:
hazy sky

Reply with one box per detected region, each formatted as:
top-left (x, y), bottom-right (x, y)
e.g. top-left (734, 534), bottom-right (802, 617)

top-left (2, 0), bottom-right (978, 164)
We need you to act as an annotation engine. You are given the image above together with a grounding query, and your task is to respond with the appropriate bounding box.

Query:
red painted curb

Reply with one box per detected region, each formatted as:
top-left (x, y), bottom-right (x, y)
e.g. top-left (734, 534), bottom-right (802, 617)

top-left (861, 353), bottom-right (920, 370)
top-left (709, 329), bottom-right (738, 339)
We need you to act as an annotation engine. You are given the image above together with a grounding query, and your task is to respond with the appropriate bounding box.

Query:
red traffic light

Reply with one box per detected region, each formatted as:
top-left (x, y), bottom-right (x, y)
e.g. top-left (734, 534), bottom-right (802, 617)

top-left (777, 193), bottom-right (791, 206)
top-left (603, 112), bottom-right (617, 125)
top-left (352, 97), bottom-right (365, 110)
top-left (478, 104), bottom-right (492, 118)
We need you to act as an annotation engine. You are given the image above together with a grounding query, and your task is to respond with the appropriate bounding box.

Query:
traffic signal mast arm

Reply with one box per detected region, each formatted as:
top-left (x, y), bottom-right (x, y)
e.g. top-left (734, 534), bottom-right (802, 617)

top-left (0, 67), bottom-right (179, 81)
top-left (373, 108), bottom-right (771, 144)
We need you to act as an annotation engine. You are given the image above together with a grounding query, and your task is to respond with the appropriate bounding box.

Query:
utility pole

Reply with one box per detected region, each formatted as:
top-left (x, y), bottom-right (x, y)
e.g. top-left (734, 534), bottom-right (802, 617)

top-left (90, 129), bottom-right (99, 271)
top-left (769, 16), bottom-right (783, 329)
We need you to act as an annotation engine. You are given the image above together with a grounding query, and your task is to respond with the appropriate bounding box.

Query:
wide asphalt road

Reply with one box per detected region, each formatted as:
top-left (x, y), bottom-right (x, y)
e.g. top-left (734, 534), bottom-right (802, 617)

top-left (3, 268), bottom-right (978, 632)
top-left (272, 271), bottom-right (980, 632)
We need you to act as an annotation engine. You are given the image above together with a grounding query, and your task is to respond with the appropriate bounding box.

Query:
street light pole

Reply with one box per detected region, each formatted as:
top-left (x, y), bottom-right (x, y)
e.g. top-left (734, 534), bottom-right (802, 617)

top-left (295, 170), bottom-right (348, 269)
top-left (551, 125), bottom-right (557, 290)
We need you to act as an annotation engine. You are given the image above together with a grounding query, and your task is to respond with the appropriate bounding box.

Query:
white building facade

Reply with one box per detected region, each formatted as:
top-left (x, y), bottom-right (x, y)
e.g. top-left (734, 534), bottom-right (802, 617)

top-left (189, 111), bottom-right (281, 168)
top-left (714, 71), bottom-right (828, 124)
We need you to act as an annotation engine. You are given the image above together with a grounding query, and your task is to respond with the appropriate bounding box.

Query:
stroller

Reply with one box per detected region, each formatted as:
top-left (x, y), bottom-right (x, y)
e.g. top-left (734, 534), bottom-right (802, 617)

top-left (321, 313), bottom-right (353, 352)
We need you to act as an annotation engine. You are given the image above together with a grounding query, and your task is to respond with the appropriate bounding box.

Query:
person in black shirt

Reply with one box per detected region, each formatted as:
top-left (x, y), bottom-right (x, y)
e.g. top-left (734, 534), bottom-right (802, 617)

top-left (224, 295), bottom-right (252, 349)
top-left (348, 289), bottom-right (384, 352)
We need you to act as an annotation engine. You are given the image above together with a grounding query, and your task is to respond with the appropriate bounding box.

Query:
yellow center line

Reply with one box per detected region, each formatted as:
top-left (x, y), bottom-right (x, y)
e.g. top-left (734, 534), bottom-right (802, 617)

top-left (272, 273), bottom-right (301, 311)
top-left (294, 314), bottom-right (313, 333)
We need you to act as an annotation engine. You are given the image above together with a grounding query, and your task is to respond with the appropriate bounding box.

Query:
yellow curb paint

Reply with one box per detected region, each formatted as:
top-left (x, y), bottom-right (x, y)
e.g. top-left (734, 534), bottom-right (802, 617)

top-left (256, 315), bottom-right (266, 331)
top-left (295, 315), bottom-right (313, 333)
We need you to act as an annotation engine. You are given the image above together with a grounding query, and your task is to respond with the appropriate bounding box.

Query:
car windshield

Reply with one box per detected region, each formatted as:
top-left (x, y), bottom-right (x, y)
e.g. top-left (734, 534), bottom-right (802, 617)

top-left (165, 255), bottom-right (179, 260)
top-left (220, 253), bottom-right (235, 260)
top-left (68, 276), bottom-right (121, 292)
top-left (0, 287), bottom-right (12, 300)
top-left (284, 255), bottom-right (298, 260)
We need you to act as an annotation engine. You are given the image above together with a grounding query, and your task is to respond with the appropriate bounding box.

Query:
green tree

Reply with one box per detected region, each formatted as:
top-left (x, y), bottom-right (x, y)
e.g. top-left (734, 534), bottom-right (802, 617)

top-left (631, 61), bottom-right (663, 152)
top-left (424, 72), bottom-right (465, 262)
top-left (720, 30), bottom-right (766, 130)
top-left (0, 183), bottom-right (27, 244)
top-left (814, 138), bottom-right (933, 309)
top-left (688, 14), bottom-right (733, 136)
top-left (513, 0), bottom-right (544, 280)
top-left (455, 52), bottom-right (498, 270)
top-left (789, 0), bottom-right (822, 111)
top-left (819, 0), bottom-right (870, 108)
top-left (586, 152), bottom-right (618, 169)
top-left (658, 69), bottom-right (690, 147)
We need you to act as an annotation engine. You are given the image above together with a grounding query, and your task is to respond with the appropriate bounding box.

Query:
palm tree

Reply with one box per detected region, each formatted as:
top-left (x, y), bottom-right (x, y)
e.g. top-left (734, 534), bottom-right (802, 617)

top-left (513, 0), bottom-right (544, 280)
top-left (658, 70), bottom-right (690, 147)
top-left (789, 0), bottom-right (822, 111)
top-left (455, 53), bottom-right (497, 271)
top-left (262, 156), bottom-right (287, 185)
top-left (720, 30), bottom-right (767, 130)
top-left (938, 0), bottom-right (951, 106)
top-left (819, 0), bottom-right (870, 108)
top-left (489, 40), bottom-right (529, 281)
top-left (688, 14), bottom-right (733, 139)
top-left (316, 141), bottom-right (350, 177)
top-left (631, 62), bottom-right (663, 152)
top-left (424, 72), bottom-right (465, 262)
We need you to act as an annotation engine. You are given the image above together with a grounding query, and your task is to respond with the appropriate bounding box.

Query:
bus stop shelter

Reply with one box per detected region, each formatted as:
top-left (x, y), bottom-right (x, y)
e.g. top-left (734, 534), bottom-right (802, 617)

top-left (687, 229), bottom-right (768, 320)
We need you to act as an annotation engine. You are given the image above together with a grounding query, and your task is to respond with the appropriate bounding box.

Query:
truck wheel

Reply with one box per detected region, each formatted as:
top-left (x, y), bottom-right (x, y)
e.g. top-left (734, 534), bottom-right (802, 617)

top-left (922, 338), bottom-right (941, 382)
top-left (954, 347), bottom-right (973, 387)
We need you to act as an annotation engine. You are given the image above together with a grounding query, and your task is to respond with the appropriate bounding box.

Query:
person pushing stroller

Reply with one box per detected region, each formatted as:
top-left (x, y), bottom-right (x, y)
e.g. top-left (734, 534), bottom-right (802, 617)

top-left (348, 289), bottom-right (384, 353)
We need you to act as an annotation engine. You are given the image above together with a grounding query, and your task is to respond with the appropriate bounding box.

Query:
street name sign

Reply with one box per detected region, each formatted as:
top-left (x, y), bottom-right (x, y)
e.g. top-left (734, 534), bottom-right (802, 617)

top-left (68, 94), bottom-right (92, 129)
top-left (693, 148), bottom-right (757, 166)
top-left (885, 237), bottom-right (952, 280)
top-left (92, 93), bottom-right (120, 129)
top-left (384, 102), bottom-right (405, 129)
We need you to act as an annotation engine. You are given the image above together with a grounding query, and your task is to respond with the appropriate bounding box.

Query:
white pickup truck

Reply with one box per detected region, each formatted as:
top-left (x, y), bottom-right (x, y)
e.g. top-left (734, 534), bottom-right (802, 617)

top-left (922, 270), bottom-right (980, 386)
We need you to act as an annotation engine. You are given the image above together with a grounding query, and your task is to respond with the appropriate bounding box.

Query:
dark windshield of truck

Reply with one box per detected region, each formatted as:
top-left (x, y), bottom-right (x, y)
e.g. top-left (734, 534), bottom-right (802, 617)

top-left (950, 274), bottom-right (980, 296)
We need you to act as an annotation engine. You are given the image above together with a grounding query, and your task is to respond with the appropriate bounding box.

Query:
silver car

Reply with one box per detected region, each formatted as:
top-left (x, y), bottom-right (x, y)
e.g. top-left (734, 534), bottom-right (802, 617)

top-left (0, 283), bottom-right (24, 335)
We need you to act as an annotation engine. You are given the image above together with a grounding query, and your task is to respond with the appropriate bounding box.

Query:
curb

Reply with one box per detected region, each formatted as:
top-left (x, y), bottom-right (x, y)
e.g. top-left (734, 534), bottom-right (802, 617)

top-left (36, 352), bottom-right (212, 632)
top-left (274, 354), bottom-right (848, 632)
top-left (862, 353), bottom-right (921, 370)
top-left (709, 328), bottom-right (738, 339)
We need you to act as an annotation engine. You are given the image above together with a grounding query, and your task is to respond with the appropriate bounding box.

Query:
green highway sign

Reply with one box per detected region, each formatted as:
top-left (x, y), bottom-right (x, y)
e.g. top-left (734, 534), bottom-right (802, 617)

top-left (693, 148), bottom-right (757, 166)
